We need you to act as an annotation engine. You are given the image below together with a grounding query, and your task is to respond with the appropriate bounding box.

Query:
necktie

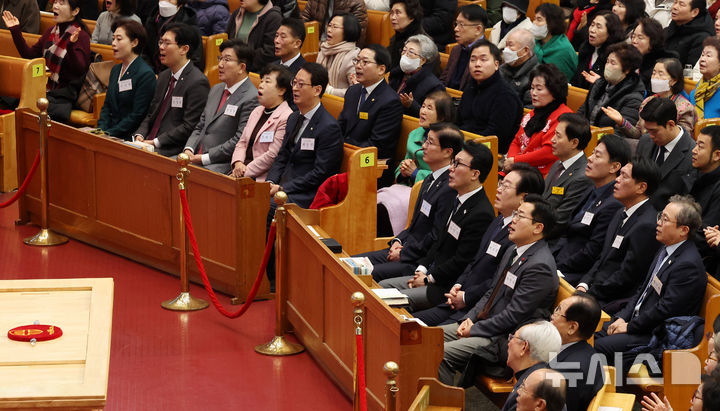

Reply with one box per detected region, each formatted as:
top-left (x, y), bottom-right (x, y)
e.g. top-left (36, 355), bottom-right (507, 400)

top-left (656, 145), bottom-right (667, 167)
top-left (419, 174), bottom-right (435, 198)
top-left (147, 76), bottom-right (177, 140)
top-left (632, 247), bottom-right (668, 319)
top-left (477, 248), bottom-right (518, 320)
top-left (618, 211), bottom-right (629, 229)
top-left (446, 197), bottom-right (461, 228)
top-left (573, 189), bottom-right (598, 221)
top-left (286, 115), bottom-right (306, 151)
top-left (216, 89), bottom-right (231, 114)
top-left (548, 163), bottom-right (565, 187)
top-left (357, 88), bottom-right (367, 113)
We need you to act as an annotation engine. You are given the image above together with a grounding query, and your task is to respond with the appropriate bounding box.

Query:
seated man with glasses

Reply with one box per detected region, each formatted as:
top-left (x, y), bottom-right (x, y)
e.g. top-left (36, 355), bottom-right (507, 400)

top-left (339, 44), bottom-right (404, 187)
top-left (133, 23), bottom-right (210, 157)
top-left (437, 195), bottom-right (559, 386)
top-left (594, 194), bottom-right (707, 376)
top-left (440, 4), bottom-right (489, 91)
top-left (182, 40), bottom-right (259, 174)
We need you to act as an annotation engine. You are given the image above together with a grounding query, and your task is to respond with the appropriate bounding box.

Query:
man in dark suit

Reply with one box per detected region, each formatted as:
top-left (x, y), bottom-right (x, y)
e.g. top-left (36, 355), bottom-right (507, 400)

top-left (577, 157), bottom-right (662, 313)
top-left (515, 368), bottom-right (567, 411)
top-left (183, 40), bottom-right (258, 174)
top-left (378, 140), bottom-right (496, 311)
top-left (438, 195), bottom-right (559, 385)
top-left (594, 195), bottom-right (708, 374)
top-left (274, 18), bottom-right (306, 75)
top-left (354, 123), bottom-right (463, 276)
top-left (691, 125), bottom-right (720, 275)
top-left (636, 97), bottom-right (696, 210)
top-left (133, 23), bottom-right (210, 157)
top-left (339, 44), bottom-right (404, 187)
top-left (550, 294), bottom-right (604, 411)
top-left (543, 113), bottom-right (594, 230)
top-left (552, 135), bottom-right (630, 285)
top-left (439, 4), bottom-right (488, 91)
top-left (414, 163), bottom-right (545, 326)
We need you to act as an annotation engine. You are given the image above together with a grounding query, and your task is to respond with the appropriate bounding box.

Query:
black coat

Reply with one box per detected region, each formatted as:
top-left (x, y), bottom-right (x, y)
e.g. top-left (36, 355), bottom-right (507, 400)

top-left (691, 166), bottom-right (720, 273)
top-left (388, 63), bottom-right (445, 117)
top-left (419, 0), bottom-right (457, 48)
top-left (664, 13), bottom-right (715, 67)
top-left (388, 19), bottom-right (426, 69)
top-left (577, 73), bottom-right (645, 134)
top-left (144, 6), bottom-right (205, 74)
top-left (551, 341), bottom-right (604, 411)
top-left (458, 70), bottom-right (523, 153)
top-left (571, 41), bottom-right (612, 90)
top-left (226, 6), bottom-right (283, 72)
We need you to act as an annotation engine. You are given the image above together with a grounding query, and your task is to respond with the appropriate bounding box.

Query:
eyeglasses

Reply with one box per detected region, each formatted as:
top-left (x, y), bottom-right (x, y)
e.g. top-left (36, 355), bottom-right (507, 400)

top-left (451, 159), bottom-right (472, 169)
top-left (498, 180), bottom-right (516, 192)
top-left (511, 210), bottom-right (537, 223)
top-left (508, 333), bottom-right (526, 342)
top-left (217, 55), bottom-right (239, 63)
top-left (291, 79), bottom-right (312, 88)
top-left (553, 306), bottom-right (567, 319)
top-left (157, 40), bottom-right (177, 47)
top-left (327, 23), bottom-right (343, 30)
top-left (352, 58), bottom-right (377, 67)
top-left (656, 212), bottom-right (678, 225)
top-left (708, 353), bottom-right (719, 362)
top-left (453, 20), bottom-right (480, 29)
top-left (401, 48), bottom-right (420, 59)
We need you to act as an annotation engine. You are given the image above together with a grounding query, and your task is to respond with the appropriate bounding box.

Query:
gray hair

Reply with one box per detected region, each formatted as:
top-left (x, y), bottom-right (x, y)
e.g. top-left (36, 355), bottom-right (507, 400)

top-left (508, 28), bottom-right (536, 56)
top-left (668, 194), bottom-right (702, 232)
top-left (406, 34), bottom-right (439, 62)
top-left (518, 321), bottom-right (562, 363)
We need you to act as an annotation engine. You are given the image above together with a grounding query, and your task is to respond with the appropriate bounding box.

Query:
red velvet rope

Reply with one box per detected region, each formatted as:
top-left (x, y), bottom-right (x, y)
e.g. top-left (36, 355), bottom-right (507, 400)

top-left (179, 188), bottom-right (274, 318)
top-left (356, 333), bottom-right (367, 411)
top-left (0, 151), bottom-right (41, 209)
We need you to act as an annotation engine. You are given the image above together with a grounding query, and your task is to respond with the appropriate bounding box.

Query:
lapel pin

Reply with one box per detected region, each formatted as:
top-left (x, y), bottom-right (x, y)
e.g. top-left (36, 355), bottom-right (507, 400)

top-left (371, 98), bottom-right (375, 102)
top-left (569, 172), bottom-right (573, 176)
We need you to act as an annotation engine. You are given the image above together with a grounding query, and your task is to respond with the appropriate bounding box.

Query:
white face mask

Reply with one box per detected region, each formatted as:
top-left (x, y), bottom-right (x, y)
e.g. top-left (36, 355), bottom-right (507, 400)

top-left (502, 6), bottom-right (520, 24)
top-left (604, 66), bottom-right (625, 85)
top-left (158, 1), bottom-right (178, 18)
top-left (651, 78), bottom-right (671, 93)
top-left (503, 47), bottom-right (521, 65)
top-left (400, 55), bottom-right (422, 73)
top-left (529, 23), bottom-right (548, 39)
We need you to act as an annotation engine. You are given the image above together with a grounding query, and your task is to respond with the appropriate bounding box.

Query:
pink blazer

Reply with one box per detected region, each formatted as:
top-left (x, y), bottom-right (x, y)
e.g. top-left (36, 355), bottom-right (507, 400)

top-left (231, 101), bottom-right (294, 181)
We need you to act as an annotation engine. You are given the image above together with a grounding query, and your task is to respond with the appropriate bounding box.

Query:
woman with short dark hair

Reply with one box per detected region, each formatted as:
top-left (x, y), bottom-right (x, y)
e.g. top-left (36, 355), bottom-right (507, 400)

top-left (316, 12), bottom-right (361, 97)
top-left (532, 3), bottom-right (578, 82)
top-left (612, 0), bottom-right (645, 39)
top-left (567, 0), bottom-right (613, 48)
top-left (631, 18), bottom-right (676, 91)
top-left (504, 64), bottom-right (572, 177)
top-left (92, 0), bottom-right (141, 44)
top-left (691, 36), bottom-right (720, 119)
top-left (226, 0), bottom-right (283, 73)
top-left (578, 43), bottom-right (645, 133)
top-left (570, 12), bottom-right (626, 90)
top-left (97, 19), bottom-right (157, 140)
top-left (388, 0), bottom-right (425, 69)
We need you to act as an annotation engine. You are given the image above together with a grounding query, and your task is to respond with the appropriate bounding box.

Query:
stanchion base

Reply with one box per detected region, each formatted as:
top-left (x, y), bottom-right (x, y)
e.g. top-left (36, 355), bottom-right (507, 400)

top-left (23, 229), bottom-right (68, 246)
top-left (161, 292), bottom-right (209, 311)
top-left (255, 336), bottom-right (305, 356)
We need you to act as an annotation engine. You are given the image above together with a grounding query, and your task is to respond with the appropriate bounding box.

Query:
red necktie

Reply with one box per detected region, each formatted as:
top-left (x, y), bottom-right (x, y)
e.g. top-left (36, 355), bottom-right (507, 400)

top-left (147, 76), bottom-right (177, 141)
top-left (216, 89), bottom-right (231, 114)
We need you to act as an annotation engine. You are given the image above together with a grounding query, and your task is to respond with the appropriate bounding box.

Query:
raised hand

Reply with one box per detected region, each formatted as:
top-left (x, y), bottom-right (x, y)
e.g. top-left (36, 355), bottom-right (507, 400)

top-left (2, 11), bottom-right (19, 28)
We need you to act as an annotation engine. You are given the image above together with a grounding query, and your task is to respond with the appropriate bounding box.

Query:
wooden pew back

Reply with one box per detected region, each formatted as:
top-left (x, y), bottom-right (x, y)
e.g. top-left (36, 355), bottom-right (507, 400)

top-left (439, 51), bottom-right (449, 71)
top-left (587, 127), bottom-right (613, 158)
top-left (458, 0), bottom-right (487, 9)
top-left (528, 0), bottom-right (559, 20)
top-left (685, 78), bottom-right (698, 96)
top-left (203, 33), bottom-right (227, 86)
top-left (408, 377), bottom-right (465, 411)
top-left (694, 117), bottom-right (720, 139)
top-left (568, 85), bottom-right (589, 112)
top-left (366, 10), bottom-right (393, 47)
top-left (302, 21), bottom-right (320, 62)
top-left (0, 29), bottom-right (116, 62)
top-left (322, 93), bottom-right (345, 119)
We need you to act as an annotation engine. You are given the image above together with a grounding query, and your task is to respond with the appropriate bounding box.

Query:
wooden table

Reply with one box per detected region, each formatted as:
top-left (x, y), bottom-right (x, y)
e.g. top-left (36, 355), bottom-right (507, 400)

top-left (0, 278), bottom-right (113, 410)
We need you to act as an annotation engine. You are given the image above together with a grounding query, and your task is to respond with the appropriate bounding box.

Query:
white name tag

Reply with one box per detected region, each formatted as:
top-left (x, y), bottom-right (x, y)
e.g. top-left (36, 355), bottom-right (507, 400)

top-left (486, 241), bottom-right (501, 257)
top-left (118, 79), bottom-right (132, 92)
top-left (581, 212), bottom-right (595, 226)
top-left (651, 276), bottom-right (663, 295)
top-left (258, 131), bottom-right (274, 143)
top-left (448, 221), bottom-right (461, 240)
top-left (612, 235), bottom-right (624, 249)
top-left (300, 138), bottom-right (315, 151)
top-left (420, 200), bottom-right (431, 217)
top-left (504, 272), bottom-right (518, 289)
top-left (171, 96), bottom-right (183, 108)
top-left (224, 104), bottom-right (238, 116)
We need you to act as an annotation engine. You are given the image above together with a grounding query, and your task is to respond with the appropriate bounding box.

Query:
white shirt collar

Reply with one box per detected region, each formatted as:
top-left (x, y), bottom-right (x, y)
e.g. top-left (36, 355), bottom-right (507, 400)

top-left (502, 215), bottom-right (513, 227)
top-left (514, 240), bottom-right (537, 260)
top-left (665, 239), bottom-right (686, 258)
top-left (225, 76), bottom-right (248, 94)
top-left (623, 198), bottom-right (650, 223)
top-left (281, 52), bottom-right (301, 67)
top-left (363, 78), bottom-right (385, 96)
top-left (172, 60), bottom-right (191, 80)
top-left (560, 151), bottom-right (585, 174)
top-left (457, 185), bottom-right (483, 205)
top-left (662, 127), bottom-right (684, 156)
top-left (301, 101), bottom-right (322, 120)
top-left (559, 341), bottom-right (580, 353)
top-left (432, 164), bottom-right (450, 180)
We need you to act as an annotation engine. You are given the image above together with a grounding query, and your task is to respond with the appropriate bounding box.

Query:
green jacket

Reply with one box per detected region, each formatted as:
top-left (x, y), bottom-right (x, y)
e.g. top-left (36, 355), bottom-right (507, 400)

top-left (535, 34), bottom-right (578, 82)
top-left (394, 127), bottom-right (431, 185)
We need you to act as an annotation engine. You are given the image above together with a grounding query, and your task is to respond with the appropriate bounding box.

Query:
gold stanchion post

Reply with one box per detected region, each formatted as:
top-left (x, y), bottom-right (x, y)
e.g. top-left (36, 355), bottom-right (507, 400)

top-left (255, 191), bottom-right (304, 355)
top-left (23, 98), bottom-right (68, 246)
top-left (384, 361), bottom-right (399, 411)
top-left (161, 153), bottom-right (209, 311)
top-left (352, 292), bottom-right (366, 411)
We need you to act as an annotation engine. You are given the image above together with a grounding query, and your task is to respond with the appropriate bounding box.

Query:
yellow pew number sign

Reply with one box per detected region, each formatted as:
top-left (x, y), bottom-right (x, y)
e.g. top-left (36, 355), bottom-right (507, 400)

top-left (360, 153), bottom-right (375, 168)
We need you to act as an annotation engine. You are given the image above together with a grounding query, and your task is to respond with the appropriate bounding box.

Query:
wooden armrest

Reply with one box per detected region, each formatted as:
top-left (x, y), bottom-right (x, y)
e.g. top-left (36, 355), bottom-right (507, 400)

top-left (93, 92), bottom-right (106, 119)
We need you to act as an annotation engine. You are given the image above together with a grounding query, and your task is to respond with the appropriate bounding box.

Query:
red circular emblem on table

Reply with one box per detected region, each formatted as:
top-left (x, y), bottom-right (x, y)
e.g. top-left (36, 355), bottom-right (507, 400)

top-left (7, 325), bottom-right (63, 342)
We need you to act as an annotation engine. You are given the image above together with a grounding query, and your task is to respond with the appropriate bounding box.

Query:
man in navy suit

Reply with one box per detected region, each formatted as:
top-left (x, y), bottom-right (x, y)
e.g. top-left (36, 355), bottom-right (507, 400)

top-left (438, 195), bottom-right (559, 385)
top-left (550, 294), bottom-right (604, 411)
top-left (354, 123), bottom-right (463, 275)
top-left (635, 97), bottom-right (696, 210)
top-left (378, 141), bottom-right (496, 311)
top-left (594, 194), bottom-right (707, 374)
top-left (552, 134), bottom-right (630, 285)
top-left (414, 163), bottom-right (545, 326)
top-left (339, 44), bottom-right (404, 187)
top-left (577, 157), bottom-right (662, 314)
top-left (274, 18), bottom-right (306, 75)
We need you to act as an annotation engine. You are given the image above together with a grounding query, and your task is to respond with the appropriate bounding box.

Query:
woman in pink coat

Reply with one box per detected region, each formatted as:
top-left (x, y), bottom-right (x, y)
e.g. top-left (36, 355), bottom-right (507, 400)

top-left (231, 64), bottom-right (294, 181)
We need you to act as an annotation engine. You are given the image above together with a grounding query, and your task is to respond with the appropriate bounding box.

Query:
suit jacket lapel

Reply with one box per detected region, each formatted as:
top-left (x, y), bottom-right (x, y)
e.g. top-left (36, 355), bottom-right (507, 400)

top-left (347, 81), bottom-right (387, 133)
top-left (659, 131), bottom-right (691, 178)
top-left (554, 156), bottom-right (586, 187)
top-left (292, 108), bottom-right (321, 154)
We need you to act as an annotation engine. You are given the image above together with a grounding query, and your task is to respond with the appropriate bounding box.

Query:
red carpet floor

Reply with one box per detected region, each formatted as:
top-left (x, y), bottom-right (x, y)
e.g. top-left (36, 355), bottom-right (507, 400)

top-left (0, 193), bottom-right (351, 410)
